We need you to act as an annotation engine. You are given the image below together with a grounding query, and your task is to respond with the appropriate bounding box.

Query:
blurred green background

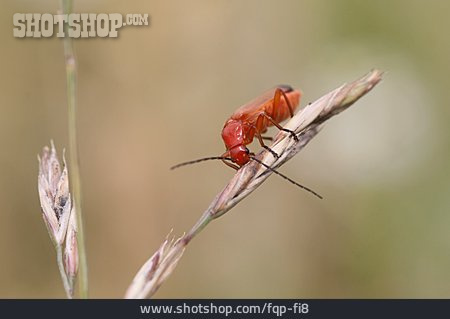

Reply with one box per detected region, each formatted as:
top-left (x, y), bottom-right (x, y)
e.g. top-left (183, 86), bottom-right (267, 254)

top-left (1, 0), bottom-right (449, 298)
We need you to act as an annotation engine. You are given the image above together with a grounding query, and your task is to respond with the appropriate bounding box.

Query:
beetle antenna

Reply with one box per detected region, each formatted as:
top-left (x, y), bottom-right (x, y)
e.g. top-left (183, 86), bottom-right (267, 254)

top-left (170, 156), bottom-right (233, 170)
top-left (250, 156), bottom-right (323, 199)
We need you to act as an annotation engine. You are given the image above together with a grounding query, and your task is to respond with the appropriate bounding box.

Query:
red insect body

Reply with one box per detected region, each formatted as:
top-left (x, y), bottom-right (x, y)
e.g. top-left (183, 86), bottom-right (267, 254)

top-left (221, 85), bottom-right (301, 167)
top-left (170, 85), bottom-right (322, 199)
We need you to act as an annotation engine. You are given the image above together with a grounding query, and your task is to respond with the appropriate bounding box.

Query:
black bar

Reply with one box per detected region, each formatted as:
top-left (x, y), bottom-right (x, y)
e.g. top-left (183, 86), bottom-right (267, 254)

top-left (0, 299), bottom-right (449, 319)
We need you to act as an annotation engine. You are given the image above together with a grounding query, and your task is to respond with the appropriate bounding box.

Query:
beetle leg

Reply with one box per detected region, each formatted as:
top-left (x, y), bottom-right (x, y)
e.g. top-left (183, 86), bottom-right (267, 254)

top-left (220, 151), bottom-right (240, 170)
top-left (274, 88), bottom-right (295, 118)
top-left (253, 116), bottom-right (280, 159)
top-left (222, 159), bottom-right (240, 170)
top-left (270, 88), bottom-right (298, 141)
top-left (260, 112), bottom-right (299, 142)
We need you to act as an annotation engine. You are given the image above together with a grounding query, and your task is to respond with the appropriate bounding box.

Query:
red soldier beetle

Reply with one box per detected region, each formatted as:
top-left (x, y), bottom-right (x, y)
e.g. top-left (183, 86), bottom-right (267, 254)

top-left (171, 85), bottom-right (322, 199)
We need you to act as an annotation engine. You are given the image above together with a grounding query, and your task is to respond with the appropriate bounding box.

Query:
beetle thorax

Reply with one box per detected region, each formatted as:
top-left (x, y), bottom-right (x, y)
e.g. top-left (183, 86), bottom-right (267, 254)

top-left (221, 119), bottom-right (245, 150)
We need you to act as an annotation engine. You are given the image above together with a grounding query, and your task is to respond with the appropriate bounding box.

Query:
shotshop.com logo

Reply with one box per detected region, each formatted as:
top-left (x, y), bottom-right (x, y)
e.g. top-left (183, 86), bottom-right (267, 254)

top-left (13, 13), bottom-right (149, 38)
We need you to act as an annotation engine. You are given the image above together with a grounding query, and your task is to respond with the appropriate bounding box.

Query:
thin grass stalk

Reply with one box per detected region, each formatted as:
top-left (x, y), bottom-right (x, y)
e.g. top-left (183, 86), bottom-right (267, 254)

top-left (60, 0), bottom-right (88, 298)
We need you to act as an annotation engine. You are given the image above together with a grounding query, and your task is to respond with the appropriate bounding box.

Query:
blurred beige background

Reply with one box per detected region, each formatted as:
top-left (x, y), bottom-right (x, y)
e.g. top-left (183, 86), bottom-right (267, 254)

top-left (1, 0), bottom-right (450, 298)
